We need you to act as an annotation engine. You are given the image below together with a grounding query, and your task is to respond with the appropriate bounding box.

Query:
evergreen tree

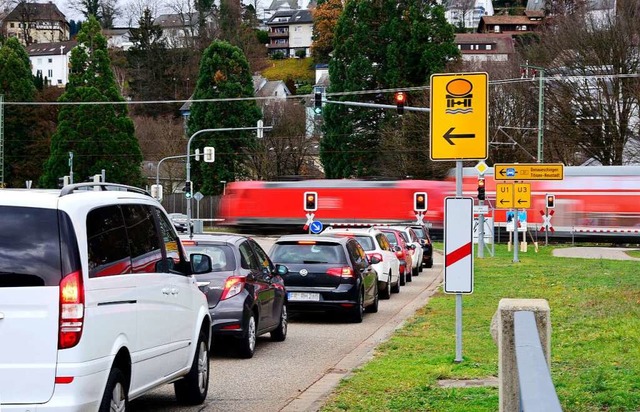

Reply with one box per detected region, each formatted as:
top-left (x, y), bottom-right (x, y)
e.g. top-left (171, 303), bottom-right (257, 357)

top-left (187, 40), bottom-right (261, 195)
top-left (40, 16), bottom-right (144, 188)
top-left (320, 0), bottom-right (459, 178)
top-left (0, 37), bottom-right (37, 187)
top-left (127, 8), bottom-right (170, 116)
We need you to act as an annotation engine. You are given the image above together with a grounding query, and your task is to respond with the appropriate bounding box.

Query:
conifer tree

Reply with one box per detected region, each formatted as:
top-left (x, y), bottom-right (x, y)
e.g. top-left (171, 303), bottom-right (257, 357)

top-left (187, 40), bottom-right (261, 195)
top-left (41, 16), bottom-right (144, 187)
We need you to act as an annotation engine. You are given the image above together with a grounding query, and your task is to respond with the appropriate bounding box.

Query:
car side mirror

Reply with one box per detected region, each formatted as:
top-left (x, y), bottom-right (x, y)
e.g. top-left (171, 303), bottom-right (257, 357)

top-left (190, 253), bottom-right (212, 274)
top-left (276, 264), bottom-right (288, 276)
top-left (369, 255), bottom-right (381, 265)
top-left (419, 239), bottom-right (426, 246)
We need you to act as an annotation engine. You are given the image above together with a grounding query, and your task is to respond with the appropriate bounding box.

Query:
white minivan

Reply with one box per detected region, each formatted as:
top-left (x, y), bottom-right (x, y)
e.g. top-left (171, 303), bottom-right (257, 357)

top-left (0, 183), bottom-right (212, 411)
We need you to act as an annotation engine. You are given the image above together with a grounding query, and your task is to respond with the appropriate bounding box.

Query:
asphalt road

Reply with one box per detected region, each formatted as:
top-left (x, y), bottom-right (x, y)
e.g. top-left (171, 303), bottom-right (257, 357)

top-left (130, 236), bottom-right (443, 412)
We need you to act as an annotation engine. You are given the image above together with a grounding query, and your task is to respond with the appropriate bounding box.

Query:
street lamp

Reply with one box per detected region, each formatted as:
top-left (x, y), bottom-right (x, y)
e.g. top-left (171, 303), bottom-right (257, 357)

top-left (520, 63), bottom-right (546, 163)
top-left (220, 180), bottom-right (227, 195)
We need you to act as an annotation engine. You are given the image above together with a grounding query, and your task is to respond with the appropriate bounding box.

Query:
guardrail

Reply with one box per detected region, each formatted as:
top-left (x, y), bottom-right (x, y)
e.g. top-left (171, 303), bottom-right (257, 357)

top-left (514, 311), bottom-right (562, 412)
top-left (492, 299), bottom-right (562, 412)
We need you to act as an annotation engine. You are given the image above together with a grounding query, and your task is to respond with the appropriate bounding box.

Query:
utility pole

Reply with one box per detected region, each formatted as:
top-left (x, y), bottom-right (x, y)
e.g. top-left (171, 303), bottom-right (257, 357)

top-left (520, 64), bottom-right (545, 163)
top-left (0, 94), bottom-right (4, 188)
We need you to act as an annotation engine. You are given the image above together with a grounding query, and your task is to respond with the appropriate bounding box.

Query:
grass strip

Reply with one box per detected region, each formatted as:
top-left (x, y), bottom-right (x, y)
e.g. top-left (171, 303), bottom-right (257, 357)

top-left (322, 244), bottom-right (640, 411)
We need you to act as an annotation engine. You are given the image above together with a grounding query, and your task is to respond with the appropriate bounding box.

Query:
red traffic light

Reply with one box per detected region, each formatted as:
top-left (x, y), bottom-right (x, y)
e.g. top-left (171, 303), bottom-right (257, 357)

top-left (303, 191), bottom-right (318, 212)
top-left (546, 194), bottom-right (555, 208)
top-left (413, 192), bottom-right (427, 211)
top-left (395, 92), bottom-right (406, 104)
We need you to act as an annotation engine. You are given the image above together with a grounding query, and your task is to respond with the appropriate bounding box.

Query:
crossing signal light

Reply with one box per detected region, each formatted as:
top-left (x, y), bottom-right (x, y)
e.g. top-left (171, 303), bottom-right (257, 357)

top-left (314, 91), bottom-right (323, 115)
top-left (395, 92), bottom-right (406, 115)
top-left (477, 178), bottom-right (486, 201)
top-left (413, 192), bottom-right (427, 212)
top-left (184, 181), bottom-right (193, 199)
top-left (304, 191), bottom-right (318, 212)
top-left (546, 194), bottom-right (555, 208)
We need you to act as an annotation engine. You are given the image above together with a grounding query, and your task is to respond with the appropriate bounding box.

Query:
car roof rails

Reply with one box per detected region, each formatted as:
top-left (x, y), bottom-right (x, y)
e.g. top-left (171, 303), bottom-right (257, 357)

top-left (60, 182), bottom-right (152, 197)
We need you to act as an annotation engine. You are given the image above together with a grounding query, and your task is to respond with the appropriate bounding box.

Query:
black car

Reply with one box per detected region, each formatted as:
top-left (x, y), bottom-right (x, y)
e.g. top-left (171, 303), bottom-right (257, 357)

top-left (270, 234), bottom-right (379, 323)
top-left (409, 224), bottom-right (434, 268)
top-left (180, 234), bottom-right (287, 359)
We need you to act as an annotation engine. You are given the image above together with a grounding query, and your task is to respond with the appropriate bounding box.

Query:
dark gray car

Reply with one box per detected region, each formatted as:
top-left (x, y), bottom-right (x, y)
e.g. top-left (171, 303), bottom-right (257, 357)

top-left (180, 234), bottom-right (287, 359)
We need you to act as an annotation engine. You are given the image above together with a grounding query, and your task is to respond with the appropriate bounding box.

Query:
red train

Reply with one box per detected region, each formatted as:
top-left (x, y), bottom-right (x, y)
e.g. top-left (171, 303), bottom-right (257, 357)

top-left (219, 166), bottom-right (640, 240)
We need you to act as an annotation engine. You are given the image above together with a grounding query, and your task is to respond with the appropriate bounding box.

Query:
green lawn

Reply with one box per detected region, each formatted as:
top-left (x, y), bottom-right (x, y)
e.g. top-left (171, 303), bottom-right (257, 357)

top-left (321, 244), bottom-right (640, 412)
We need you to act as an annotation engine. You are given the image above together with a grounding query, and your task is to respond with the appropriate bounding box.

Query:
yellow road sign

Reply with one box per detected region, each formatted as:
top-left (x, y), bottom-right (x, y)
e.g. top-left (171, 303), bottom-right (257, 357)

top-left (494, 163), bottom-right (564, 181)
top-left (430, 72), bottom-right (488, 161)
top-left (496, 183), bottom-right (513, 208)
top-left (514, 183), bottom-right (531, 208)
top-left (496, 183), bottom-right (531, 209)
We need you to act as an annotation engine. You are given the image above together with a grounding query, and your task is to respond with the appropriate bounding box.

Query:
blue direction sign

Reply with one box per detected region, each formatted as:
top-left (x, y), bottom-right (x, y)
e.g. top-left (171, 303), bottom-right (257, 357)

top-left (309, 221), bottom-right (323, 234)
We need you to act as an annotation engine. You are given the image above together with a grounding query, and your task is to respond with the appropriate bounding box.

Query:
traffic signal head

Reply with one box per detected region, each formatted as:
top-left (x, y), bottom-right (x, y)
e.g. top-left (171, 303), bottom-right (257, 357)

top-left (395, 92), bottom-right (406, 115)
top-left (304, 191), bottom-right (318, 212)
top-left (184, 181), bottom-right (193, 199)
top-left (546, 194), bottom-right (555, 208)
top-left (413, 192), bottom-right (427, 212)
top-left (477, 178), bottom-right (486, 201)
top-left (314, 91), bottom-right (322, 115)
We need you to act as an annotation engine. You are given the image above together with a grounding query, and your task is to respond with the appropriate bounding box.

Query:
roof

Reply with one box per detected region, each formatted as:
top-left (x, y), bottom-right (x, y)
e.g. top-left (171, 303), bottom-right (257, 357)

top-left (27, 40), bottom-right (77, 56)
top-left (267, 0), bottom-right (299, 11)
top-left (156, 12), bottom-right (199, 28)
top-left (266, 9), bottom-right (312, 25)
top-left (5, 2), bottom-right (67, 21)
top-left (455, 33), bottom-right (516, 55)
top-left (480, 15), bottom-right (542, 25)
top-left (102, 28), bottom-right (131, 36)
top-left (526, 0), bottom-right (545, 11)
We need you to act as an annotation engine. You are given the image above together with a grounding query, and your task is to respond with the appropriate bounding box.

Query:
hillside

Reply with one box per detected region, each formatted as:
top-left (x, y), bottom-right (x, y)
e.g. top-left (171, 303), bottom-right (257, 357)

top-left (261, 58), bottom-right (316, 94)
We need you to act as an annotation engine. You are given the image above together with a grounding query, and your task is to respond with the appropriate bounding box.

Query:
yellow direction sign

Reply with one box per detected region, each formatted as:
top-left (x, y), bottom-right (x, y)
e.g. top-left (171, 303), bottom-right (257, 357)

top-left (430, 72), bottom-right (488, 161)
top-left (494, 163), bottom-right (564, 181)
top-left (496, 183), bottom-right (514, 209)
top-left (514, 183), bottom-right (531, 208)
top-left (496, 183), bottom-right (531, 209)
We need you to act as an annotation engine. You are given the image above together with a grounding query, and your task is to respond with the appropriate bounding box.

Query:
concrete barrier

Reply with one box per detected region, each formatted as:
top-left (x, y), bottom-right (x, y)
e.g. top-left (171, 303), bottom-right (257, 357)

top-left (490, 298), bottom-right (552, 412)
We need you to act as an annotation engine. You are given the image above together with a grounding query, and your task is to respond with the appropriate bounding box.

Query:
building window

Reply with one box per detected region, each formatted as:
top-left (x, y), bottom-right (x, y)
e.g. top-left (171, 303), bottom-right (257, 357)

top-left (10, 23), bottom-right (14, 28)
top-left (493, 25), bottom-right (500, 33)
top-left (485, 44), bottom-right (492, 50)
top-left (48, 58), bottom-right (53, 63)
top-left (48, 69), bottom-right (53, 78)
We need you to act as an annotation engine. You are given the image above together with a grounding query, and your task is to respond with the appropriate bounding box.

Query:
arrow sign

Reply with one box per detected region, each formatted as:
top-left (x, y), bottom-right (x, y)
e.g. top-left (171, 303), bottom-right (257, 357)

top-left (443, 127), bottom-right (476, 145)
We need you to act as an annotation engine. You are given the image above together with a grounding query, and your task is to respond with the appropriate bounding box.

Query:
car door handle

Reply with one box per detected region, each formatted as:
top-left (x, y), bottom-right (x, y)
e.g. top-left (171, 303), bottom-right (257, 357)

top-left (162, 287), bottom-right (171, 295)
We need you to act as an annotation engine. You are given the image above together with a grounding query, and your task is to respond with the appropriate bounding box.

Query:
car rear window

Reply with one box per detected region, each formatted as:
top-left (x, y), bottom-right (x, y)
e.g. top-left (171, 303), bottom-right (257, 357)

top-left (184, 244), bottom-right (236, 272)
top-left (271, 242), bottom-right (346, 264)
top-left (412, 227), bottom-right (425, 238)
top-left (382, 232), bottom-right (398, 246)
top-left (0, 206), bottom-right (70, 287)
top-left (353, 235), bottom-right (375, 251)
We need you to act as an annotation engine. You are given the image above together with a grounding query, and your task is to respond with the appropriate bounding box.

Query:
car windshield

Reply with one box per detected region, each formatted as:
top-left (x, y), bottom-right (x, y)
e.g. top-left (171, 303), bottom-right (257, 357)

top-left (183, 244), bottom-right (236, 272)
top-left (271, 242), bottom-right (345, 264)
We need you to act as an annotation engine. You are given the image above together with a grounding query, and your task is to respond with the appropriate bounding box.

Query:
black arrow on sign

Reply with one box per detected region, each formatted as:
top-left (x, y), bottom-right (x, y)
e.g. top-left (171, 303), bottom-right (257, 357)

top-left (499, 168), bottom-right (507, 177)
top-left (500, 199), bottom-right (510, 205)
top-left (517, 199), bottom-right (527, 204)
top-left (443, 127), bottom-right (475, 145)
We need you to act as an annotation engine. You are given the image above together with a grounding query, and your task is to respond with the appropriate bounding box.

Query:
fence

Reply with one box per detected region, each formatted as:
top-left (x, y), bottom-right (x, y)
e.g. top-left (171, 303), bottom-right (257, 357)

top-left (160, 194), bottom-right (222, 220)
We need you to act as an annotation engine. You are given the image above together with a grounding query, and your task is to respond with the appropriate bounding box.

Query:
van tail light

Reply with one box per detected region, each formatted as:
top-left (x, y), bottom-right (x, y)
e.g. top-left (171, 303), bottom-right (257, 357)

top-left (326, 267), bottom-right (354, 278)
top-left (367, 253), bottom-right (383, 262)
top-left (59, 270), bottom-right (84, 349)
top-left (221, 276), bottom-right (245, 300)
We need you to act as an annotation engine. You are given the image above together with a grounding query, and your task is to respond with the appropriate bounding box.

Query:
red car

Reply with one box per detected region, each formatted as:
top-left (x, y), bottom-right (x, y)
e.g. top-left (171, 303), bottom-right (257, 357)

top-left (376, 227), bottom-right (416, 284)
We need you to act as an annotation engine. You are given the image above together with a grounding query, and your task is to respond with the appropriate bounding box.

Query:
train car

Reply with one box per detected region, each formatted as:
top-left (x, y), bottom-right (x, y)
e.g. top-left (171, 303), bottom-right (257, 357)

top-left (455, 165), bottom-right (640, 241)
top-left (219, 179), bottom-right (453, 233)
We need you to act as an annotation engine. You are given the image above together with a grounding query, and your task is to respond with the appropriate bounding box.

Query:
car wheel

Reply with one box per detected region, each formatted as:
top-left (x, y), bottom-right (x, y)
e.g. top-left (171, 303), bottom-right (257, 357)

top-left (412, 265), bottom-right (419, 278)
top-left (365, 284), bottom-right (379, 313)
top-left (98, 367), bottom-right (128, 412)
top-left (270, 304), bottom-right (288, 342)
top-left (400, 270), bottom-right (406, 286)
top-left (426, 258), bottom-right (433, 268)
top-left (406, 268), bottom-right (413, 282)
top-left (379, 273), bottom-right (391, 300)
top-left (238, 313), bottom-right (257, 358)
top-left (391, 272), bottom-right (400, 294)
top-left (349, 289), bottom-right (364, 323)
top-left (174, 329), bottom-right (209, 405)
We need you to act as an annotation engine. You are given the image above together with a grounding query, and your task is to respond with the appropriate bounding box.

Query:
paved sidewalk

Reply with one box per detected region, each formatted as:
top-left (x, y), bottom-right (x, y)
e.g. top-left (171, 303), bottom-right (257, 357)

top-left (552, 247), bottom-right (640, 260)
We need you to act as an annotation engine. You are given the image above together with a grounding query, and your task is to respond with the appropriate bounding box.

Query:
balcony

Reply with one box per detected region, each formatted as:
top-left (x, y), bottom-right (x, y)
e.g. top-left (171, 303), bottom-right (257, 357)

top-left (268, 41), bottom-right (289, 49)
top-left (268, 29), bottom-right (289, 38)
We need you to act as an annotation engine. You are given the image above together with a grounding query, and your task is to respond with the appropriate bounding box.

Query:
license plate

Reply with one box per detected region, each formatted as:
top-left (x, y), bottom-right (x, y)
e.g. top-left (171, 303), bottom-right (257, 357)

top-left (288, 292), bottom-right (320, 301)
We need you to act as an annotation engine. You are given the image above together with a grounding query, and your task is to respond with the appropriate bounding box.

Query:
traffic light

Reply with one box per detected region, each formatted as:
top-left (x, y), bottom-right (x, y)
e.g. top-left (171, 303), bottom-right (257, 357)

top-left (304, 191), bottom-right (318, 212)
top-left (395, 92), bottom-right (406, 115)
top-left (203, 146), bottom-right (215, 163)
top-left (184, 181), bottom-right (193, 199)
top-left (413, 192), bottom-right (427, 212)
top-left (546, 194), bottom-right (555, 208)
top-left (477, 178), bottom-right (486, 201)
top-left (151, 184), bottom-right (163, 201)
top-left (314, 91), bottom-right (323, 115)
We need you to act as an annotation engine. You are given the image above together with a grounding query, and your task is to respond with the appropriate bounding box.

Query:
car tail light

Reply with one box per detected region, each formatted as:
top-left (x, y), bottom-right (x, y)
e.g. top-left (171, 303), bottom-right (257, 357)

top-left (59, 270), bottom-right (84, 349)
top-left (221, 276), bottom-right (245, 300)
top-left (326, 267), bottom-right (354, 278)
top-left (181, 240), bottom-right (197, 246)
top-left (297, 240), bottom-right (316, 245)
top-left (368, 253), bottom-right (383, 262)
top-left (395, 250), bottom-right (405, 259)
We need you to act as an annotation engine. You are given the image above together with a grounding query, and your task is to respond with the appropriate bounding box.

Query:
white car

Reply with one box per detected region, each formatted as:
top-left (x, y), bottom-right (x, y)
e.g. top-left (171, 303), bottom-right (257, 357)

top-left (322, 227), bottom-right (401, 299)
top-left (0, 183), bottom-right (212, 411)
top-left (389, 225), bottom-right (424, 278)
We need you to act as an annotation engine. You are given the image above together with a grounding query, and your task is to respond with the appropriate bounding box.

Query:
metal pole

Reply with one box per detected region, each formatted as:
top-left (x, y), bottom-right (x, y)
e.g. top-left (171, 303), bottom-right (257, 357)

top-left (537, 69), bottom-right (545, 163)
top-left (186, 126), bottom-right (272, 239)
top-left (545, 206), bottom-right (549, 246)
top-left (68, 152), bottom-right (74, 184)
top-left (478, 199), bottom-right (485, 259)
top-left (513, 209), bottom-right (520, 263)
top-left (455, 160), bottom-right (463, 363)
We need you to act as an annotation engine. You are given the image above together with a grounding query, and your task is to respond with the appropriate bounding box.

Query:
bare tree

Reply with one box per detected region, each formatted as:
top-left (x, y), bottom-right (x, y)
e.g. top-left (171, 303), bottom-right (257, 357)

top-left (123, 0), bottom-right (162, 27)
top-left (447, 0), bottom-right (477, 32)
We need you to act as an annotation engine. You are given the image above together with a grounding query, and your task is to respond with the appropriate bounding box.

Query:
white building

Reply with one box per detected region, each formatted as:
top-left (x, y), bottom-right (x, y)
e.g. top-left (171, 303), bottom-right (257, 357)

top-left (445, 0), bottom-right (495, 30)
top-left (266, 8), bottom-right (313, 57)
top-left (26, 40), bottom-right (76, 87)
